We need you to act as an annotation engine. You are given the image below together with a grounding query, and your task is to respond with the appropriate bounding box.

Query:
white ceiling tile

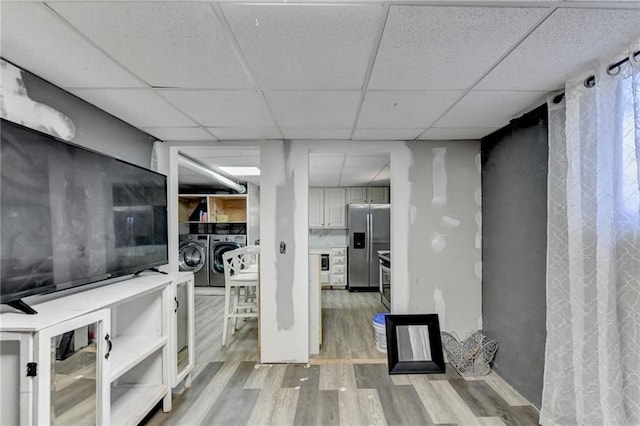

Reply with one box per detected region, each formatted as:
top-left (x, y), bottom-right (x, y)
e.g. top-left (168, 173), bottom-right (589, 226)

top-left (418, 127), bottom-right (496, 140)
top-left (266, 91), bottom-right (361, 128)
top-left (70, 89), bottom-right (196, 127)
top-left (344, 155), bottom-right (389, 167)
top-left (0, 3), bottom-right (143, 89)
top-left (49, 2), bottom-right (252, 89)
top-left (435, 91), bottom-right (547, 129)
top-left (161, 90), bottom-right (276, 127)
top-left (282, 128), bottom-right (352, 139)
top-left (358, 91), bottom-right (462, 128)
top-left (208, 127), bottom-right (281, 140)
top-left (477, 8), bottom-right (640, 91)
top-left (221, 4), bottom-right (383, 89)
top-left (141, 127), bottom-right (216, 141)
top-left (369, 6), bottom-right (549, 90)
top-left (353, 128), bottom-right (423, 140)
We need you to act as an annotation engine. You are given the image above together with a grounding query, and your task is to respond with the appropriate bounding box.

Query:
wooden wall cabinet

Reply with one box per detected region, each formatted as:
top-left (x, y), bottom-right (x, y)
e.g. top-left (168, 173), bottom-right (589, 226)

top-left (178, 194), bottom-right (247, 223)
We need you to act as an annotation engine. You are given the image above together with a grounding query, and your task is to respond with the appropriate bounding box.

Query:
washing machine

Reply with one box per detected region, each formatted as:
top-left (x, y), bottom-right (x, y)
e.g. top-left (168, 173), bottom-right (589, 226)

top-left (209, 235), bottom-right (247, 287)
top-left (178, 234), bottom-right (210, 287)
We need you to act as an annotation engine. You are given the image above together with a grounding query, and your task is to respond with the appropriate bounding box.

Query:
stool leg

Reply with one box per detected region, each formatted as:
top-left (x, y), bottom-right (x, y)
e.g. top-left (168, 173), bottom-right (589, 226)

top-left (232, 285), bottom-right (240, 334)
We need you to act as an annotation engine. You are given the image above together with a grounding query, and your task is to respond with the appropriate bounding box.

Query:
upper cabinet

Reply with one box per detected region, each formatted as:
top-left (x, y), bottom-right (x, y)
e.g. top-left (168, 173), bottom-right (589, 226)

top-left (178, 194), bottom-right (247, 223)
top-left (309, 187), bottom-right (346, 229)
top-left (346, 186), bottom-right (390, 204)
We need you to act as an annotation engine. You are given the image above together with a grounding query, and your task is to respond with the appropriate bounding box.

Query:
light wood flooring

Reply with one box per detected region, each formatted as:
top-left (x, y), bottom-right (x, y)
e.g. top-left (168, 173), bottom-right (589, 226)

top-left (146, 289), bottom-right (540, 426)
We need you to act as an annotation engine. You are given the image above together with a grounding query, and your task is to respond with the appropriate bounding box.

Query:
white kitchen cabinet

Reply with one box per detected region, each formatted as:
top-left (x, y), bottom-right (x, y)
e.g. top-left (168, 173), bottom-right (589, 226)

top-left (346, 187), bottom-right (390, 204)
top-left (330, 247), bottom-right (347, 288)
top-left (309, 187), bottom-right (324, 228)
top-left (0, 273), bottom-right (189, 425)
top-left (324, 188), bottom-right (346, 228)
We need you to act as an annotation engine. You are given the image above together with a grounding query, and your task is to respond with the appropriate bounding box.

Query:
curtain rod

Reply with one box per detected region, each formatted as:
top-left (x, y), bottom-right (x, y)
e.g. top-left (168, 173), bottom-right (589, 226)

top-left (552, 49), bottom-right (640, 104)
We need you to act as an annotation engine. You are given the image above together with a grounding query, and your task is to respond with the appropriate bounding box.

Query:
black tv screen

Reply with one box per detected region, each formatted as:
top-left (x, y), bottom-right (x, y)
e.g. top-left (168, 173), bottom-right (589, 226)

top-left (1, 119), bottom-right (168, 312)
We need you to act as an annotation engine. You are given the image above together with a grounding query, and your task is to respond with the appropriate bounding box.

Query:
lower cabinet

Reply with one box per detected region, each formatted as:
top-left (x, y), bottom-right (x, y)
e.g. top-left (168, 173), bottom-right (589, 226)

top-left (0, 272), bottom-right (194, 426)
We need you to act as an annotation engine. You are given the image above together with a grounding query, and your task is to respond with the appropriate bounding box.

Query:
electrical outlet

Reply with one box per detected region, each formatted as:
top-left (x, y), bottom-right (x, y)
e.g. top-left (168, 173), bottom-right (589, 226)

top-left (280, 241), bottom-right (286, 254)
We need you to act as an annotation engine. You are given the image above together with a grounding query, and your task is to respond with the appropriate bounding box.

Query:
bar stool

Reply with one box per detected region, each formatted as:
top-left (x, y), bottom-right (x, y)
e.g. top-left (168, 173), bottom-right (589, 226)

top-left (221, 246), bottom-right (259, 346)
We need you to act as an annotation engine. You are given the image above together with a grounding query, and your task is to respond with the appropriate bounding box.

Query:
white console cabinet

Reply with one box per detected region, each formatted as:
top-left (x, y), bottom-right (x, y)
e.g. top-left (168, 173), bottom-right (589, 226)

top-left (0, 272), bottom-right (194, 426)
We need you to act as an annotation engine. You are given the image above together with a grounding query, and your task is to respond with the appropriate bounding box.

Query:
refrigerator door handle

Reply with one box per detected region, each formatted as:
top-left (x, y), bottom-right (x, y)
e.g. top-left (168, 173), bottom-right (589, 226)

top-left (367, 212), bottom-right (372, 272)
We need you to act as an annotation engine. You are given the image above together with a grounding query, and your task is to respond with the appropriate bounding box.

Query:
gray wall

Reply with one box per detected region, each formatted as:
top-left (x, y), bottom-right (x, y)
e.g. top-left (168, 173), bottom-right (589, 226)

top-left (16, 63), bottom-right (155, 167)
top-left (481, 108), bottom-right (548, 408)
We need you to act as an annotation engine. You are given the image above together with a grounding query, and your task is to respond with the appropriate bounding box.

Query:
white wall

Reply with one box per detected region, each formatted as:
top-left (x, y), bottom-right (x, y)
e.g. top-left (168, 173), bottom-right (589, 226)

top-left (156, 138), bottom-right (481, 363)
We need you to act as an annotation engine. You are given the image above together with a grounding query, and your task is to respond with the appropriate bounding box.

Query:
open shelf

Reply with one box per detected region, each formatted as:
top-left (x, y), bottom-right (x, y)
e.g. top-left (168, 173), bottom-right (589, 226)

top-left (109, 335), bottom-right (168, 381)
top-left (111, 383), bottom-right (168, 426)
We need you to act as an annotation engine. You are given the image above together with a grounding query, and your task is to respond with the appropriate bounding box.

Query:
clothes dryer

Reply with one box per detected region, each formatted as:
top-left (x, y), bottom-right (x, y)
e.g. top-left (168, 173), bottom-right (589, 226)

top-left (178, 234), bottom-right (210, 287)
top-left (209, 235), bottom-right (246, 287)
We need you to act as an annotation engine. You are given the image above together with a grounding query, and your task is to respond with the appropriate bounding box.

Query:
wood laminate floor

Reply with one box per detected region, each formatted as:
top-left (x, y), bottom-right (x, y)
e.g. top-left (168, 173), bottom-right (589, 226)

top-left (147, 290), bottom-right (540, 426)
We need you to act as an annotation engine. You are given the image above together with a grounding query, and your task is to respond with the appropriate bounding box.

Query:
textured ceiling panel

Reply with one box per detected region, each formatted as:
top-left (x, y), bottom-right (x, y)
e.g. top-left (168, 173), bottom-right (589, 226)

top-left (353, 128), bottom-right (423, 140)
top-left (282, 128), bottom-right (353, 140)
top-left (70, 89), bottom-right (197, 127)
top-left (434, 90), bottom-right (547, 128)
top-left (222, 3), bottom-right (383, 89)
top-left (418, 127), bottom-right (496, 140)
top-left (343, 155), bottom-right (389, 167)
top-left (358, 90), bottom-right (462, 128)
top-left (0, 3), bottom-right (143, 89)
top-left (49, 2), bottom-right (252, 89)
top-left (477, 8), bottom-right (640, 91)
top-left (161, 90), bottom-right (277, 127)
top-left (265, 91), bottom-right (362, 128)
top-left (369, 6), bottom-right (549, 90)
top-left (208, 127), bottom-right (282, 140)
top-left (141, 127), bottom-right (216, 141)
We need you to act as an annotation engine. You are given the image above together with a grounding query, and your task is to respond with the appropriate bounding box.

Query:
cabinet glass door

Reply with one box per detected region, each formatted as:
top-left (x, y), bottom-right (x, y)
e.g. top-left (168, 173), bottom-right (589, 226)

top-left (36, 310), bottom-right (110, 425)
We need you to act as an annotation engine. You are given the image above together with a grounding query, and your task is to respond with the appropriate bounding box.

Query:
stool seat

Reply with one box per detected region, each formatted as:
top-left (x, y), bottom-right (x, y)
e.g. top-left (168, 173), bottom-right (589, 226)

top-left (221, 246), bottom-right (259, 347)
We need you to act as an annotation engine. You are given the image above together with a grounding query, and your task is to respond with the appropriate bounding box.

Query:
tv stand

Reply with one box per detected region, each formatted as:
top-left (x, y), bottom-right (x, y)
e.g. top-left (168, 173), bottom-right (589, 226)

top-left (134, 267), bottom-right (169, 277)
top-left (7, 299), bottom-right (38, 315)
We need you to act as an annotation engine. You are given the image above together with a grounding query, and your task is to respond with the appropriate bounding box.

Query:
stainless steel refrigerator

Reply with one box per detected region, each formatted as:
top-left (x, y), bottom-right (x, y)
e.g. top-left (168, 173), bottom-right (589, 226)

top-left (348, 203), bottom-right (390, 291)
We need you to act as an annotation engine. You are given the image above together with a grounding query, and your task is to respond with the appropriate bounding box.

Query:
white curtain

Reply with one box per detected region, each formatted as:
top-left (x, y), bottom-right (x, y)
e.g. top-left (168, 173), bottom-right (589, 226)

top-left (542, 46), bottom-right (640, 425)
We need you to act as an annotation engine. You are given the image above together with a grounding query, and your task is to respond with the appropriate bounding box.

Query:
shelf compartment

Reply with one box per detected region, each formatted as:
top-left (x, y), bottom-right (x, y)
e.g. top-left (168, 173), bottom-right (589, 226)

top-left (110, 349), bottom-right (167, 426)
top-left (111, 383), bottom-right (168, 426)
top-left (109, 334), bottom-right (168, 381)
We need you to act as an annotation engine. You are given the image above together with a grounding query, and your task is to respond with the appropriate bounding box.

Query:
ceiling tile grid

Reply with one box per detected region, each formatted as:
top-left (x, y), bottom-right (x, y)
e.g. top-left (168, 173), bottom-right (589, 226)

top-left (221, 3), bottom-right (384, 90)
top-left (265, 91), bottom-right (362, 128)
top-left (70, 89), bottom-right (197, 128)
top-left (434, 90), bottom-right (549, 129)
top-left (368, 5), bottom-right (550, 90)
top-left (280, 128), bottom-right (353, 139)
top-left (207, 127), bottom-right (282, 140)
top-left (160, 90), bottom-right (277, 127)
top-left (353, 128), bottom-right (424, 140)
top-left (477, 8), bottom-right (640, 91)
top-left (0, 2), bottom-right (144, 89)
top-left (141, 127), bottom-right (217, 141)
top-left (49, 2), bottom-right (253, 89)
top-left (357, 90), bottom-right (464, 128)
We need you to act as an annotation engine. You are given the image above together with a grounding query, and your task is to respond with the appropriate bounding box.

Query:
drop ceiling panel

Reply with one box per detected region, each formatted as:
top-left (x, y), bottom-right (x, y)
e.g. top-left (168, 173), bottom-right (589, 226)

top-left (435, 90), bottom-right (547, 128)
top-left (208, 127), bottom-right (281, 140)
top-left (266, 91), bottom-right (361, 128)
top-left (221, 3), bottom-right (383, 89)
top-left (141, 127), bottom-right (216, 141)
top-left (353, 128), bottom-right (423, 140)
top-left (343, 155), bottom-right (389, 167)
top-left (418, 127), bottom-right (497, 140)
top-left (369, 6), bottom-right (549, 90)
top-left (0, 3), bottom-right (143, 89)
top-left (477, 8), bottom-right (640, 91)
top-left (70, 89), bottom-right (197, 127)
top-left (161, 90), bottom-right (276, 127)
top-left (49, 2), bottom-right (252, 89)
top-left (358, 91), bottom-right (463, 128)
top-left (282, 128), bottom-right (352, 140)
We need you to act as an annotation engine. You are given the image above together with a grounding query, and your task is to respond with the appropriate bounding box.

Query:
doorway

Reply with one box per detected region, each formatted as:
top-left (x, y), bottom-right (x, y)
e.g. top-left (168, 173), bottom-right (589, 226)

top-left (177, 146), bottom-right (261, 363)
top-left (308, 151), bottom-right (391, 361)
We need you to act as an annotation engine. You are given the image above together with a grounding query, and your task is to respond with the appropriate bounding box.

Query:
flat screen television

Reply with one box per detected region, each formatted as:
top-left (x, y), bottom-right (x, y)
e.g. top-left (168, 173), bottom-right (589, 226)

top-left (1, 118), bottom-right (168, 314)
